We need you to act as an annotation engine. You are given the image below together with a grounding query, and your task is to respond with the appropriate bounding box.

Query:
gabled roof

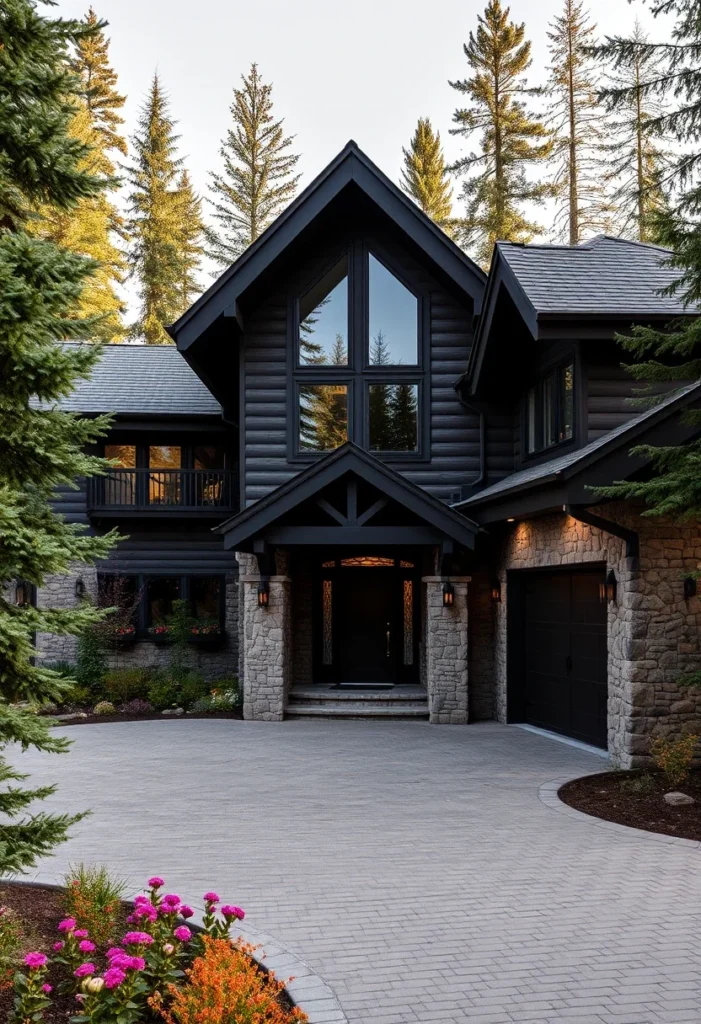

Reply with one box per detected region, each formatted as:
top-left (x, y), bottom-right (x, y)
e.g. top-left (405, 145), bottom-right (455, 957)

top-left (40, 344), bottom-right (221, 416)
top-left (454, 380), bottom-right (701, 514)
top-left (169, 140), bottom-right (486, 351)
top-left (217, 442), bottom-right (480, 550)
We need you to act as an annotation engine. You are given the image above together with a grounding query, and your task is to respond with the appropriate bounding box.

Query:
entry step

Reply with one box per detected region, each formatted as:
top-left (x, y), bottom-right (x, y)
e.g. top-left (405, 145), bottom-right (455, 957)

top-left (285, 703), bottom-right (429, 719)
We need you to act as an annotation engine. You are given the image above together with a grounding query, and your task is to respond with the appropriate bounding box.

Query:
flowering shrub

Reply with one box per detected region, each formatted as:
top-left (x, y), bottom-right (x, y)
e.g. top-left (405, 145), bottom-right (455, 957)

top-left (63, 863), bottom-right (127, 948)
top-left (152, 936), bottom-right (307, 1024)
top-left (191, 686), bottom-right (240, 714)
top-left (93, 701), bottom-right (116, 716)
top-left (650, 733), bottom-right (698, 789)
top-left (9, 952), bottom-right (51, 1024)
top-left (119, 698), bottom-right (154, 715)
top-left (0, 906), bottom-right (24, 991)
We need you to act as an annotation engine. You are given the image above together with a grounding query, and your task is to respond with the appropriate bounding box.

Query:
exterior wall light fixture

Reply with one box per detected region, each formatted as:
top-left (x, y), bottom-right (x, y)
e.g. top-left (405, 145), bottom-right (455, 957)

top-left (74, 578), bottom-right (85, 600)
top-left (684, 576), bottom-right (697, 600)
top-left (442, 582), bottom-right (454, 608)
top-left (599, 570), bottom-right (617, 603)
top-left (257, 579), bottom-right (270, 609)
top-left (490, 579), bottom-right (501, 602)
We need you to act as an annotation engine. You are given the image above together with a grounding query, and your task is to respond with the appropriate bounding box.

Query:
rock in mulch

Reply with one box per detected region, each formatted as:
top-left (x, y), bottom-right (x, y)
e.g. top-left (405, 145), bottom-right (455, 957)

top-left (161, 707), bottom-right (185, 716)
top-left (663, 791), bottom-right (695, 806)
top-left (53, 711), bottom-right (89, 722)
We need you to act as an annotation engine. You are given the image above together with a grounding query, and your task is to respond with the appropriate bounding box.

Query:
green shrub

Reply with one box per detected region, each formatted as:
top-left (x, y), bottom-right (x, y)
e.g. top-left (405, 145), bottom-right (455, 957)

top-left (620, 772), bottom-right (656, 796)
top-left (75, 627), bottom-right (107, 690)
top-left (191, 685), bottom-right (240, 714)
top-left (63, 863), bottom-right (127, 948)
top-left (179, 672), bottom-right (209, 708)
top-left (61, 683), bottom-right (93, 706)
top-left (650, 733), bottom-right (698, 789)
top-left (93, 700), bottom-right (116, 715)
top-left (147, 676), bottom-right (183, 710)
top-left (43, 660), bottom-right (76, 679)
top-left (0, 904), bottom-right (24, 991)
top-left (102, 667), bottom-right (157, 703)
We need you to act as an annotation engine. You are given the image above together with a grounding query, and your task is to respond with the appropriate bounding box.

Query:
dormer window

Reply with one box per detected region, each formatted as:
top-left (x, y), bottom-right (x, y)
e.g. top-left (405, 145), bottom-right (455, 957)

top-left (526, 361), bottom-right (574, 455)
top-left (293, 243), bottom-right (424, 459)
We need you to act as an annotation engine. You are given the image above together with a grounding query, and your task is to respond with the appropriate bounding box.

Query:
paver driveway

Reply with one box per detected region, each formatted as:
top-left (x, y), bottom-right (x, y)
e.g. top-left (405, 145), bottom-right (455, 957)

top-left (13, 718), bottom-right (701, 1023)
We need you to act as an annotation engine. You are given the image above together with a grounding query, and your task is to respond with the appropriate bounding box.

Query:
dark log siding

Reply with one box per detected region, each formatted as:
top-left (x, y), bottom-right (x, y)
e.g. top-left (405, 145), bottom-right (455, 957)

top-left (586, 362), bottom-right (640, 442)
top-left (241, 235), bottom-right (479, 505)
top-left (98, 528), bottom-right (238, 574)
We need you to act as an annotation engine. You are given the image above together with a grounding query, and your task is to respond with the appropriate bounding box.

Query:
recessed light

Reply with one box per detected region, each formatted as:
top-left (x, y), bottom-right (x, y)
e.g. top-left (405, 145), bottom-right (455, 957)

top-left (507, 518), bottom-right (515, 523)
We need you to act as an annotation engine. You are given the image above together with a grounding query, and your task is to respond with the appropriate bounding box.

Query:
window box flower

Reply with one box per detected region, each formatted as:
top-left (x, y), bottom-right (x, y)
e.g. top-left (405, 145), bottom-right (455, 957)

top-left (108, 625), bottom-right (136, 650)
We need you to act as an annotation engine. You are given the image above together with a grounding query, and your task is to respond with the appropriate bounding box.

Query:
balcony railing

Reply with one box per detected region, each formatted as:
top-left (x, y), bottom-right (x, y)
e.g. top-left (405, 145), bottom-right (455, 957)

top-left (87, 468), bottom-right (238, 514)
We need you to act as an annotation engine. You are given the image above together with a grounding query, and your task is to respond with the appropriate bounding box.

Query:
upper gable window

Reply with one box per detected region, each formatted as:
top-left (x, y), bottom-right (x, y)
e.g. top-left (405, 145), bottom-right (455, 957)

top-left (526, 361), bottom-right (574, 455)
top-left (299, 256), bottom-right (349, 366)
top-left (368, 254), bottom-right (418, 366)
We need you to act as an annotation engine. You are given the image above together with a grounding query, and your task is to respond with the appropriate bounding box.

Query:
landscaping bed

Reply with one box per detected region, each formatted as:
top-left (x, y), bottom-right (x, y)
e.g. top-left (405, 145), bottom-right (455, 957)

top-left (48, 710), bottom-right (242, 726)
top-left (559, 768), bottom-right (701, 841)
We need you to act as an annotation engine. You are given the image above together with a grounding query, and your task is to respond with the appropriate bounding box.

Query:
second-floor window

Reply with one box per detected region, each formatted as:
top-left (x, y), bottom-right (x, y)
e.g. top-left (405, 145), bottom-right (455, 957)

top-left (103, 443), bottom-right (228, 507)
top-left (526, 362), bottom-right (574, 455)
top-left (294, 245), bottom-right (422, 457)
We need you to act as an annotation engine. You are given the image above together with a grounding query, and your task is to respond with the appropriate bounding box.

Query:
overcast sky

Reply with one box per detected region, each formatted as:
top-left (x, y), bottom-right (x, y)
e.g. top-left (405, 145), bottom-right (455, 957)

top-left (53, 0), bottom-right (673, 315)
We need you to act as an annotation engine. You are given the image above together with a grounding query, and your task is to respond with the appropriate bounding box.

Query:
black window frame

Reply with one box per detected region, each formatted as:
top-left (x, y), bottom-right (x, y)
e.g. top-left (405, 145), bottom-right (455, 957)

top-left (97, 573), bottom-right (226, 638)
top-left (102, 443), bottom-right (229, 471)
top-left (289, 238), bottom-right (429, 463)
top-left (523, 358), bottom-right (576, 458)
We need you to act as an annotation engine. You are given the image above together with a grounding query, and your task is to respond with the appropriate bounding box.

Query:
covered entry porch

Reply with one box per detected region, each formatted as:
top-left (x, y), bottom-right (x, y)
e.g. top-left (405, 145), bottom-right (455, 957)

top-left (217, 444), bottom-right (479, 723)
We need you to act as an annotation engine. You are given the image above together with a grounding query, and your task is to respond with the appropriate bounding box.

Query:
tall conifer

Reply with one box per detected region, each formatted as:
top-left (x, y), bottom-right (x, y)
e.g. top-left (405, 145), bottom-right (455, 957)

top-left (0, 0), bottom-right (118, 875)
top-left (546, 0), bottom-right (612, 245)
top-left (174, 169), bottom-right (205, 309)
top-left (70, 8), bottom-right (127, 158)
top-left (207, 63), bottom-right (300, 268)
top-left (400, 118), bottom-right (455, 235)
top-left (449, 0), bottom-right (553, 266)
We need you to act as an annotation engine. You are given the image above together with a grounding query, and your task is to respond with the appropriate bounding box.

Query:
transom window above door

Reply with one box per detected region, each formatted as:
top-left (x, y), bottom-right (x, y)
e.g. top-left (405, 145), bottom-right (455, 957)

top-left (293, 243), bottom-right (423, 458)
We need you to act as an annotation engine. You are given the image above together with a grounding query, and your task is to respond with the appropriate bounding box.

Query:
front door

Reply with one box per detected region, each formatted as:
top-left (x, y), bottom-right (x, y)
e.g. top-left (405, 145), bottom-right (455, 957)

top-left (337, 569), bottom-right (397, 683)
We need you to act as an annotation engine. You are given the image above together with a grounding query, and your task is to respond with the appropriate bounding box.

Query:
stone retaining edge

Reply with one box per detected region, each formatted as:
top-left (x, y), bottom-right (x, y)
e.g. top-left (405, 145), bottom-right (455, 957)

top-left (539, 775), bottom-right (701, 850)
top-left (7, 875), bottom-right (348, 1024)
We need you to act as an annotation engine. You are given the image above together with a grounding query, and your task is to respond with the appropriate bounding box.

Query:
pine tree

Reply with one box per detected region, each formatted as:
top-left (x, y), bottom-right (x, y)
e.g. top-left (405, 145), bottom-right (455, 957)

top-left (593, 0), bottom-right (701, 517)
top-left (174, 169), bottom-right (205, 309)
top-left (0, 0), bottom-right (118, 875)
top-left (70, 7), bottom-right (127, 158)
top-left (389, 383), bottom-right (418, 450)
top-left (449, 0), bottom-right (554, 266)
top-left (207, 63), bottom-right (301, 268)
top-left (401, 118), bottom-right (455, 235)
top-left (546, 0), bottom-right (612, 245)
top-left (126, 74), bottom-right (187, 344)
top-left (600, 22), bottom-right (671, 242)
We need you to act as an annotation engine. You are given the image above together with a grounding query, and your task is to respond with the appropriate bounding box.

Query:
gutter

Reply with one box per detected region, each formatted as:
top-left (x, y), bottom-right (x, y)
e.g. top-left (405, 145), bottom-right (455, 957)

top-left (456, 391), bottom-right (486, 492)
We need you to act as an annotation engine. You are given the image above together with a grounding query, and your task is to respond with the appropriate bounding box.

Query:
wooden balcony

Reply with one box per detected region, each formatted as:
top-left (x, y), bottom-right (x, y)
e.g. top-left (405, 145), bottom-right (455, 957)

top-left (87, 468), bottom-right (238, 517)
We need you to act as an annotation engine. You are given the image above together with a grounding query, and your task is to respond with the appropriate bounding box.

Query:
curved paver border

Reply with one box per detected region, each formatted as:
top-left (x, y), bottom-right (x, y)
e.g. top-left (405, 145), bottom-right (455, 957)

top-left (539, 773), bottom-right (701, 850)
top-left (5, 877), bottom-right (347, 1024)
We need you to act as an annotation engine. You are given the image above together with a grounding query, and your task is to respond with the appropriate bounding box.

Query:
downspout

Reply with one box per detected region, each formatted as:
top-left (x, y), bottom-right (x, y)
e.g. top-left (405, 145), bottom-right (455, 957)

top-left (566, 504), bottom-right (639, 568)
top-left (457, 392), bottom-right (486, 492)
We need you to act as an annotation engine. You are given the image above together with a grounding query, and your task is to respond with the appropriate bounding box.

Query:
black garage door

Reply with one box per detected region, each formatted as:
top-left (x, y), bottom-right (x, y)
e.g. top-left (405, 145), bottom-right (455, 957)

top-left (519, 568), bottom-right (607, 748)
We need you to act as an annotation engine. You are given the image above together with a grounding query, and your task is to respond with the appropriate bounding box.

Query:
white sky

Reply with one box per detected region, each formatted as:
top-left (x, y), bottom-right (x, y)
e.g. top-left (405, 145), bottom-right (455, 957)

top-left (53, 0), bottom-right (674, 317)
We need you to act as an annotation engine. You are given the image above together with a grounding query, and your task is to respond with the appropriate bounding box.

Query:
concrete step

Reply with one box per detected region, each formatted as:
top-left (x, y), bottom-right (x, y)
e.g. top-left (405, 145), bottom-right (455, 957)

top-left (290, 690), bottom-right (427, 707)
top-left (286, 703), bottom-right (430, 719)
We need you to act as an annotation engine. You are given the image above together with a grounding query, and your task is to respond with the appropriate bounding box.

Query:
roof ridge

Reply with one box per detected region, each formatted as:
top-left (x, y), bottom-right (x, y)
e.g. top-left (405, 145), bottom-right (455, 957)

top-left (584, 233), bottom-right (674, 254)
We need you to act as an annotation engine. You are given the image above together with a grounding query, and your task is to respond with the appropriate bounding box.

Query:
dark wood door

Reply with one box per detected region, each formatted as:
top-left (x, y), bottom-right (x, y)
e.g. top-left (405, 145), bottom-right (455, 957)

top-left (522, 569), bottom-right (607, 748)
top-left (337, 570), bottom-right (397, 683)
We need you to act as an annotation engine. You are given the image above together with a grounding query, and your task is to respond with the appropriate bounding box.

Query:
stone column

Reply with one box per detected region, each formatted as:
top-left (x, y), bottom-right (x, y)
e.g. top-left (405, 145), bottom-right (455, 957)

top-left (237, 554), bottom-right (291, 722)
top-left (422, 575), bottom-right (470, 724)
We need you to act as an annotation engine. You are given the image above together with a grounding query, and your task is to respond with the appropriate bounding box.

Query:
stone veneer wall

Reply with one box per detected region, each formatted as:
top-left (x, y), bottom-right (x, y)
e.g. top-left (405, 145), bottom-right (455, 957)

top-left (236, 551), bottom-right (291, 720)
top-left (423, 576), bottom-right (470, 724)
top-left (35, 567), bottom-right (239, 683)
top-left (486, 505), bottom-right (701, 767)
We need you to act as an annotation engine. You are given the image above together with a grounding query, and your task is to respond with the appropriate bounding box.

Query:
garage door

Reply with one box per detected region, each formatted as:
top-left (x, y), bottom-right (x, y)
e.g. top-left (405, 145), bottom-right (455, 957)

top-left (522, 569), bottom-right (607, 748)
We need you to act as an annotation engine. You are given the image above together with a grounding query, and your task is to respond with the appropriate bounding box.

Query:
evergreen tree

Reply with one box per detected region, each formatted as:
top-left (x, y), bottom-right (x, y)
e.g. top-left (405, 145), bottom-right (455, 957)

top-left (401, 118), bottom-right (455, 235)
top-left (368, 332), bottom-right (393, 450)
top-left (389, 383), bottom-right (418, 451)
top-left (207, 63), bottom-right (301, 268)
top-left (70, 7), bottom-right (127, 158)
top-left (593, 0), bottom-right (701, 517)
top-left (126, 74), bottom-right (187, 344)
top-left (546, 0), bottom-right (612, 245)
top-left (449, 0), bottom-right (554, 266)
top-left (600, 22), bottom-right (671, 242)
top-left (0, 0), bottom-right (118, 875)
top-left (174, 169), bottom-right (205, 309)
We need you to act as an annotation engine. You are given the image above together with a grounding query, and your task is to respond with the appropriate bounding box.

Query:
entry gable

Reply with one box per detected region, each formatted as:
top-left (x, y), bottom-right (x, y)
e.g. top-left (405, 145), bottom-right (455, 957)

top-left (216, 443), bottom-right (479, 551)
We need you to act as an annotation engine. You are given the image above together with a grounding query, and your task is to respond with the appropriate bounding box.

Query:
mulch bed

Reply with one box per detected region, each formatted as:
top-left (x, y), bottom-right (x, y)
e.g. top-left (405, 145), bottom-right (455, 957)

top-left (0, 884), bottom-right (130, 1024)
top-left (559, 769), bottom-right (701, 841)
top-left (48, 710), bottom-right (243, 726)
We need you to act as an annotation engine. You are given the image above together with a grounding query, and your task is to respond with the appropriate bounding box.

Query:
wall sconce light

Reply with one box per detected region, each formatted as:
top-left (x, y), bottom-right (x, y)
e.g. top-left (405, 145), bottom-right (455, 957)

top-left (684, 576), bottom-right (698, 600)
top-left (257, 579), bottom-right (270, 609)
top-left (15, 581), bottom-right (30, 607)
top-left (442, 582), bottom-right (454, 608)
top-left (599, 570), bottom-right (617, 603)
top-left (74, 578), bottom-right (85, 600)
top-left (490, 579), bottom-right (501, 602)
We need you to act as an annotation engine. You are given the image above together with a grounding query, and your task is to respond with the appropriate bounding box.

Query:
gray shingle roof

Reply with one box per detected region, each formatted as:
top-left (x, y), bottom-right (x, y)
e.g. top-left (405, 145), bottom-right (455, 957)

top-left (456, 380), bottom-right (701, 507)
top-left (50, 344), bottom-right (221, 416)
top-left (498, 235), bottom-right (696, 317)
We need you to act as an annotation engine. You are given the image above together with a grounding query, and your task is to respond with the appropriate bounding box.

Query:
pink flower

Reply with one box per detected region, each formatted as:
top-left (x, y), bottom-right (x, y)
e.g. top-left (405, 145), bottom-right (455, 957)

top-left (163, 943), bottom-right (175, 955)
top-left (74, 929), bottom-right (89, 939)
top-left (148, 876), bottom-right (164, 888)
top-left (79, 940), bottom-right (96, 953)
top-left (57, 918), bottom-right (76, 933)
top-left (53, 941), bottom-right (65, 952)
top-left (179, 904), bottom-right (194, 919)
top-left (41, 984), bottom-right (52, 994)
top-left (133, 903), bottom-right (158, 923)
top-left (221, 905), bottom-right (245, 921)
top-left (103, 967), bottom-right (126, 990)
top-left (74, 963), bottom-right (95, 978)
top-left (106, 947), bottom-right (124, 960)
top-left (122, 931), bottom-right (154, 946)
top-left (128, 956), bottom-right (146, 971)
top-left (134, 895), bottom-right (150, 906)
top-left (106, 953), bottom-right (133, 971)
top-left (162, 893), bottom-right (181, 907)
top-left (173, 926), bottom-right (191, 942)
top-left (24, 952), bottom-right (48, 969)
top-left (203, 891), bottom-right (219, 903)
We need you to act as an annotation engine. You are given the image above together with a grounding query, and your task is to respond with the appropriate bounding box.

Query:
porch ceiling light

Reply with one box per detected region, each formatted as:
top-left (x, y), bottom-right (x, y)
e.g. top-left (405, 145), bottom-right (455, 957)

top-left (257, 579), bottom-right (270, 609)
top-left (442, 581), bottom-right (454, 608)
